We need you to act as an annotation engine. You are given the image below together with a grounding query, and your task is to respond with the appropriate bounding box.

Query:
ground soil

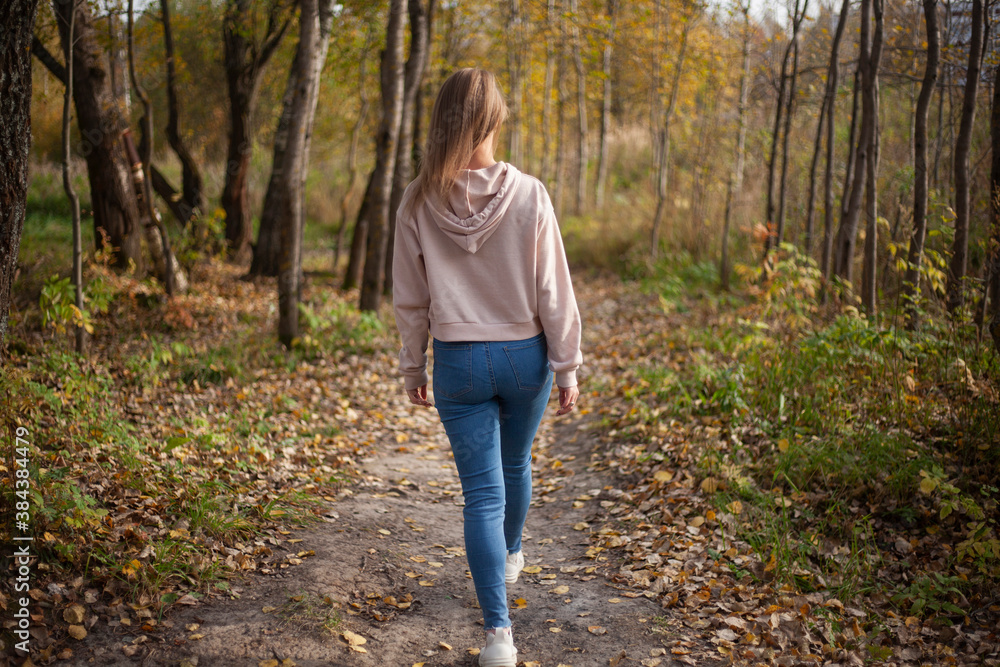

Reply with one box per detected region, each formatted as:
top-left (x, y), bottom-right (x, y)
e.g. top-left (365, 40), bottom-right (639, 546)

top-left (68, 383), bottom-right (721, 667)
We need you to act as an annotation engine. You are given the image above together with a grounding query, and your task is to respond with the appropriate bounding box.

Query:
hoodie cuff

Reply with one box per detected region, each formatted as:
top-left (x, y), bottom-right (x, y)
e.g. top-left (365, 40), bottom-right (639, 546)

top-left (404, 370), bottom-right (429, 391)
top-left (555, 370), bottom-right (577, 389)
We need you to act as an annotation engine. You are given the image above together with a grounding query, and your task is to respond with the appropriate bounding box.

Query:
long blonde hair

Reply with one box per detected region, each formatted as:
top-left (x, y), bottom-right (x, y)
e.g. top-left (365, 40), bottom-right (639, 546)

top-left (414, 68), bottom-right (509, 206)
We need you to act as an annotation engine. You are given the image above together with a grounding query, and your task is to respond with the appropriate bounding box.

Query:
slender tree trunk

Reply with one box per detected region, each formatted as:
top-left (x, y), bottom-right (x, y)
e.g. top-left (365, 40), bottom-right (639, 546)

top-left (250, 57), bottom-right (298, 278)
top-left (221, 0), bottom-right (290, 260)
top-left (768, 0), bottom-right (808, 256)
top-left (807, 0), bottom-right (849, 260)
top-left (721, 0), bottom-right (751, 291)
top-left (334, 29), bottom-right (371, 271)
top-left (987, 59), bottom-right (1000, 352)
top-left (834, 0), bottom-right (875, 284)
top-left (0, 0), bottom-right (40, 357)
top-left (764, 22), bottom-right (794, 254)
top-left (62, 0), bottom-right (85, 352)
top-left (506, 0), bottom-right (523, 166)
top-left (274, 0), bottom-right (335, 346)
top-left (821, 0), bottom-right (850, 284)
top-left (45, 0), bottom-right (144, 272)
top-left (541, 0), bottom-right (557, 189)
top-left (571, 0), bottom-right (588, 214)
top-left (860, 0), bottom-right (884, 314)
top-left (904, 0), bottom-right (939, 325)
top-left (127, 1), bottom-right (181, 296)
top-left (775, 31), bottom-right (801, 250)
top-left (946, 0), bottom-right (984, 313)
top-left (650, 7), bottom-right (691, 260)
top-left (554, 8), bottom-right (567, 221)
top-left (343, 173), bottom-right (374, 290)
top-left (359, 0), bottom-right (406, 312)
top-left (595, 0), bottom-right (616, 208)
top-left (412, 0), bottom-right (435, 171)
top-left (839, 68), bottom-right (861, 229)
top-left (160, 0), bottom-right (203, 225)
top-left (384, 0), bottom-right (430, 296)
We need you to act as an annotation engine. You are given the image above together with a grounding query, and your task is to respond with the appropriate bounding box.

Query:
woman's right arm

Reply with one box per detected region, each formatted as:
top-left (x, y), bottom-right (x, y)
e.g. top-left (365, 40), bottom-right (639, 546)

top-left (392, 216), bottom-right (431, 392)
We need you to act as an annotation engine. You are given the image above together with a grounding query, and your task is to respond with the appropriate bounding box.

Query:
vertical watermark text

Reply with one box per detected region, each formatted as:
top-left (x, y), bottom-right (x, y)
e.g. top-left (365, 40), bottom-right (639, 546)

top-left (11, 425), bottom-right (34, 655)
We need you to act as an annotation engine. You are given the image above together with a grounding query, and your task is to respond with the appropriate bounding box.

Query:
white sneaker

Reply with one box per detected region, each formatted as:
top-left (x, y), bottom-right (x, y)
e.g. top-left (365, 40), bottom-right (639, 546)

top-left (479, 626), bottom-right (517, 667)
top-left (504, 551), bottom-right (524, 584)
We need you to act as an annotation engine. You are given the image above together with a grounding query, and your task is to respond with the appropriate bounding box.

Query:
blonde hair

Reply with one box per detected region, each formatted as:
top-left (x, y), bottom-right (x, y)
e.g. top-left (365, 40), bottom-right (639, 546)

top-left (414, 68), bottom-right (508, 206)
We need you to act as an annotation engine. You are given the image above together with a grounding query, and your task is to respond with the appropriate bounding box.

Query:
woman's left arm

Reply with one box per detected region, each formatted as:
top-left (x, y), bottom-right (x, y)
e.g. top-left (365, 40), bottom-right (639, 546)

top-left (536, 203), bottom-right (583, 393)
top-left (392, 215), bottom-right (432, 401)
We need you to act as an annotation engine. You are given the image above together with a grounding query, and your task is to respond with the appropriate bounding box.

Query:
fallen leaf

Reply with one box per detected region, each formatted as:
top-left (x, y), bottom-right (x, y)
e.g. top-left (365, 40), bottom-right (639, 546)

top-left (550, 585), bottom-right (569, 595)
top-left (63, 604), bottom-right (86, 624)
top-left (67, 625), bottom-right (87, 640)
top-left (588, 625), bottom-right (607, 635)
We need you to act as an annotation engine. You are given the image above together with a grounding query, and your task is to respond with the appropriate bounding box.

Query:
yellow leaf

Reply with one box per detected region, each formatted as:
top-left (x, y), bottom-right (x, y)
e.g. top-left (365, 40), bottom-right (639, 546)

top-left (706, 510), bottom-right (716, 521)
top-left (259, 661), bottom-right (279, 667)
top-left (378, 529), bottom-right (391, 536)
top-left (67, 625), bottom-right (87, 640)
top-left (512, 597), bottom-right (528, 609)
top-left (764, 551), bottom-right (778, 573)
top-left (777, 438), bottom-right (790, 453)
top-left (726, 500), bottom-right (743, 515)
top-left (653, 470), bottom-right (673, 483)
top-left (689, 516), bottom-right (705, 528)
top-left (550, 585), bottom-right (569, 595)
top-left (700, 477), bottom-right (719, 493)
top-left (522, 566), bottom-right (542, 574)
top-left (589, 625), bottom-right (608, 635)
top-left (342, 630), bottom-right (367, 647)
top-left (919, 477), bottom-right (937, 494)
top-left (438, 642), bottom-right (452, 650)
top-left (188, 633), bottom-right (205, 641)
top-left (419, 580), bottom-right (434, 587)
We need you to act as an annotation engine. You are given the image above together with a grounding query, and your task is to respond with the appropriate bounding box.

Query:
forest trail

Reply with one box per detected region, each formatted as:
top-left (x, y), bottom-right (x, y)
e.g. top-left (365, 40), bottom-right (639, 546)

top-left (70, 282), bottom-right (721, 667)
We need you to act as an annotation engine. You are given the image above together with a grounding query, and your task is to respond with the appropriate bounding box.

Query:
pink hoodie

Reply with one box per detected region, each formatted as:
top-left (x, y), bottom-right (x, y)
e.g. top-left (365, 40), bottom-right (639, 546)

top-left (392, 161), bottom-right (582, 391)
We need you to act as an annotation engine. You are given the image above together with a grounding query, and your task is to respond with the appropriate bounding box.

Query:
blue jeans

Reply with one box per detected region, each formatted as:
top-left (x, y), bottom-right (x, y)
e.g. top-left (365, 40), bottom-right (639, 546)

top-left (432, 331), bottom-right (553, 630)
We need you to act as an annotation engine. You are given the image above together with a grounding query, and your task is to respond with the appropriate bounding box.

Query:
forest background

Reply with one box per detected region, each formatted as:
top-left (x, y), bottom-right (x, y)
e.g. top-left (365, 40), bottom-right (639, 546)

top-left (1, 0), bottom-right (1000, 662)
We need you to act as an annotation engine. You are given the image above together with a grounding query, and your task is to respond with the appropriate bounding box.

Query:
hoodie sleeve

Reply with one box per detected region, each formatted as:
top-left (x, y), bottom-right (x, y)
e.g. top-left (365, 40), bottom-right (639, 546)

top-left (392, 211), bottom-right (431, 391)
top-left (536, 201), bottom-right (583, 388)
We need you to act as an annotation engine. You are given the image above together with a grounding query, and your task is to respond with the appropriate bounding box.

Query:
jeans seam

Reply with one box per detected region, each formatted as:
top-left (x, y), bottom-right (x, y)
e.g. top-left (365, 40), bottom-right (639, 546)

top-left (485, 342), bottom-right (497, 394)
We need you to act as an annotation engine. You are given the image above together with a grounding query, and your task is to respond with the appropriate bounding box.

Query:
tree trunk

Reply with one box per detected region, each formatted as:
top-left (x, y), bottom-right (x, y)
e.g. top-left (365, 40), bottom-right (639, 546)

top-left (64, 0), bottom-right (85, 353)
top-left (334, 28), bottom-right (372, 271)
top-left (821, 0), bottom-right (850, 284)
top-left (160, 0), bottom-right (204, 225)
top-left (221, 0), bottom-right (290, 260)
top-left (806, 0), bottom-right (849, 259)
top-left (987, 59), bottom-right (1000, 353)
top-left (384, 0), bottom-right (430, 296)
top-left (553, 6), bottom-right (567, 221)
top-left (775, 11), bottom-right (805, 251)
top-left (250, 57), bottom-right (297, 278)
top-left (274, 0), bottom-right (335, 347)
top-left (595, 0), bottom-right (616, 208)
top-left (860, 0), bottom-right (884, 314)
top-left (571, 0), bottom-right (588, 215)
top-left (541, 0), bottom-right (557, 189)
top-left (946, 0), bottom-right (984, 313)
top-left (49, 0), bottom-right (144, 272)
top-left (506, 0), bottom-right (523, 167)
top-left (650, 6), bottom-right (691, 261)
top-left (764, 23), bottom-right (793, 255)
top-left (834, 0), bottom-right (875, 285)
top-left (721, 0), bottom-right (751, 291)
top-left (343, 173), bottom-right (374, 290)
top-left (903, 0), bottom-right (939, 325)
top-left (359, 0), bottom-right (407, 312)
top-left (127, 1), bottom-right (181, 296)
top-left (1, 0), bottom-right (41, 357)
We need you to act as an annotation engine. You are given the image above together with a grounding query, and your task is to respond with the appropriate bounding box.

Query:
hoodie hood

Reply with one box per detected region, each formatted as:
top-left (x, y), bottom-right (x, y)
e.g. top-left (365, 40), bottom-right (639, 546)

top-left (426, 161), bottom-right (520, 253)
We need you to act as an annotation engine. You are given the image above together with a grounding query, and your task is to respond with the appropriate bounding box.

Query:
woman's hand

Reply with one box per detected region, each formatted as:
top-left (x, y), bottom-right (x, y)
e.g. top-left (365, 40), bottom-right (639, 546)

top-left (406, 384), bottom-right (434, 408)
top-left (556, 385), bottom-right (580, 416)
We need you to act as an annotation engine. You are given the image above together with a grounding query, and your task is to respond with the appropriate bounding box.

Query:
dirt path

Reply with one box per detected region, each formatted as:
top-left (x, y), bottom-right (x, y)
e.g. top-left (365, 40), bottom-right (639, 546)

top-left (71, 384), bottom-right (716, 666)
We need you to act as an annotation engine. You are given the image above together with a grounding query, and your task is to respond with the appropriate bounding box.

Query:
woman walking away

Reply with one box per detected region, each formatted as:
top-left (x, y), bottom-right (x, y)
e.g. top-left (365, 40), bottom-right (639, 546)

top-left (392, 67), bottom-right (582, 667)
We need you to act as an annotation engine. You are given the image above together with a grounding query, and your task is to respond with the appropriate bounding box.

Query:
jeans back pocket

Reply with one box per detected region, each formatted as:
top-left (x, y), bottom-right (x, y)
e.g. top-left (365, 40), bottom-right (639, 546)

top-left (432, 341), bottom-right (474, 399)
top-left (503, 335), bottom-right (550, 391)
